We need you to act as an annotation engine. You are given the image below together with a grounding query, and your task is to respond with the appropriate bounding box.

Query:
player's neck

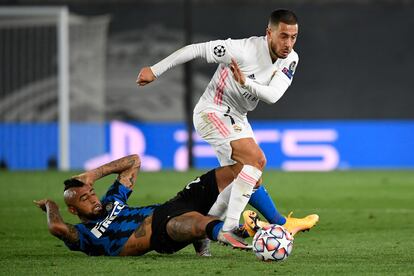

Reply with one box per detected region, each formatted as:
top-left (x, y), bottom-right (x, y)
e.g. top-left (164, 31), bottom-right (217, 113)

top-left (267, 41), bottom-right (278, 63)
top-left (269, 51), bottom-right (278, 63)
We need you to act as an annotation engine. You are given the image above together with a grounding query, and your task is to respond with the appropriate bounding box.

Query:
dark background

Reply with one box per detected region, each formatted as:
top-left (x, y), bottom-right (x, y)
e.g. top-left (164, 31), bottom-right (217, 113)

top-left (2, 0), bottom-right (413, 120)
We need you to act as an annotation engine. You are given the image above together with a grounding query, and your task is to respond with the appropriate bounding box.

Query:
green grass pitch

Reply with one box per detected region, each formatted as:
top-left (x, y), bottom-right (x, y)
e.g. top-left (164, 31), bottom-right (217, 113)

top-left (1, 170), bottom-right (413, 275)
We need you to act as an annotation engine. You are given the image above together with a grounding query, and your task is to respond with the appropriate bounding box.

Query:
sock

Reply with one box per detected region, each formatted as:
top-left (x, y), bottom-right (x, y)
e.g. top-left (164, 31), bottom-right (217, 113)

top-left (249, 185), bottom-right (286, 225)
top-left (205, 220), bottom-right (223, 241)
top-left (208, 183), bottom-right (232, 220)
top-left (223, 165), bottom-right (262, 231)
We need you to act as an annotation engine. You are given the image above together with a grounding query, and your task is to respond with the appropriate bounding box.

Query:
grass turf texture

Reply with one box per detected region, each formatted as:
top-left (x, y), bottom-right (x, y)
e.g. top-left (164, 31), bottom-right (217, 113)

top-left (1, 170), bottom-right (413, 275)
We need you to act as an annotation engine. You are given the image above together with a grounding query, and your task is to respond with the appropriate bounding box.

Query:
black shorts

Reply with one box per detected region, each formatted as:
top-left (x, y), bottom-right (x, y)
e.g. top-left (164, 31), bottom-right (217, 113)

top-left (150, 169), bottom-right (219, 254)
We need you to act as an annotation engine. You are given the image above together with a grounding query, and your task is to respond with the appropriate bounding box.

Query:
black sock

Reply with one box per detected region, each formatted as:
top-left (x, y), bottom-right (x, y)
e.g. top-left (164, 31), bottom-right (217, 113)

top-left (205, 219), bottom-right (223, 241)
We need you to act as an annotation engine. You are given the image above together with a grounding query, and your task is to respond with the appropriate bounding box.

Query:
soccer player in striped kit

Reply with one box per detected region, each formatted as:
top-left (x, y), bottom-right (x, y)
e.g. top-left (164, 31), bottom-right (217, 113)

top-left (137, 9), bottom-right (319, 249)
top-left (34, 154), bottom-right (255, 256)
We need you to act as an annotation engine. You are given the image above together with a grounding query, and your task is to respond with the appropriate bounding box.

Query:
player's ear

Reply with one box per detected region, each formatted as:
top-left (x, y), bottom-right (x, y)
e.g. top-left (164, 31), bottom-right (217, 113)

top-left (68, 206), bottom-right (78, 215)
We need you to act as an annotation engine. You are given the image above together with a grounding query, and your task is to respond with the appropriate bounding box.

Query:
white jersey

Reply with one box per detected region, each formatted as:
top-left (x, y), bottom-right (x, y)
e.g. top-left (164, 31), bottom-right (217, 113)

top-left (151, 36), bottom-right (299, 117)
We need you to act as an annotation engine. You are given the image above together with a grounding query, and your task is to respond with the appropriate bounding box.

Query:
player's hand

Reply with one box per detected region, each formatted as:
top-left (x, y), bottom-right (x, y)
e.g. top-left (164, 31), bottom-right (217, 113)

top-left (72, 172), bottom-right (94, 187)
top-left (33, 199), bottom-right (53, 212)
top-left (136, 67), bottom-right (156, 86)
top-left (230, 58), bottom-right (246, 86)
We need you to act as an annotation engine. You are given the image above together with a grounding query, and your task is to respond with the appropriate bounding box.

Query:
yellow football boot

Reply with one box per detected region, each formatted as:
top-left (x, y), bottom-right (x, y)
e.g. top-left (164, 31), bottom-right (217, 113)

top-left (283, 212), bottom-right (320, 236)
top-left (242, 210), bottom-right (270, 237)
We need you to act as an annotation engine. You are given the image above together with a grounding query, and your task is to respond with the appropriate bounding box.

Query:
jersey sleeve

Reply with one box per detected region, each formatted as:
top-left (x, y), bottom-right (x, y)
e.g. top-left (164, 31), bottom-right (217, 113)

top-left (100, 180), bottom-right (132, 205)
top-left (150, 38), bottom-right (246, 77)
top-left (243, 52), bottom-right (299, 104)
top-left (203, 38), bottom-right (245, 64)
top-left (273, 52), bottom-right (299, 85)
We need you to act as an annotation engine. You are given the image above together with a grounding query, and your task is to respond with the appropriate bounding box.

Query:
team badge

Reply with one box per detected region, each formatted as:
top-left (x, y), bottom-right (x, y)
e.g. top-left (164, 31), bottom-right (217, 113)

top-left (233, 124), bottom-right (242, 132)
top-left (105, 202), bottom-right (113, 212)
top-left (213, 45), bottom-right (226, 57)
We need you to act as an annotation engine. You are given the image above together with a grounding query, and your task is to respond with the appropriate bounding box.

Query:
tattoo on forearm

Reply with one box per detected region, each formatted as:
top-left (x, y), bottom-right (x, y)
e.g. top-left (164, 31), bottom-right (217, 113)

top-left (97, 155), bottom-right (138, 180)
top-left (47, 204), bottom-right (63, 224)
top-left (62, 223), bottom-right (80, 244)
top-left (93, 167), bottom-right (103, 180)
top-left (46, 203), bottom-right (79, 244)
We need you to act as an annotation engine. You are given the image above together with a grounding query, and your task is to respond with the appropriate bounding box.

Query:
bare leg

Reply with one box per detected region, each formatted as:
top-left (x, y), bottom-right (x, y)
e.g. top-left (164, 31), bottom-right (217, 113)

top-left (221, 138), bottom-right (266, 231)
top-left (166, 212), bottom-right (215, 242)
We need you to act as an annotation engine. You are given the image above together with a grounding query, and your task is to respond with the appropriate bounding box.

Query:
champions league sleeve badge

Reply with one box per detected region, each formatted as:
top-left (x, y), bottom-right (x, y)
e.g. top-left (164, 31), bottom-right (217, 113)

top-left (282, 61), bottom-right (297, 80)
top-left (213, 45), bottom-right (226, 57)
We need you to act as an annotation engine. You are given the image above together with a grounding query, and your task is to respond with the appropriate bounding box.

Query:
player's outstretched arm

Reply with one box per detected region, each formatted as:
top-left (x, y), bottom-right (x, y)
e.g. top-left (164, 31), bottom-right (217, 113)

top-left (73, 154), bottom-right (141, 190)
top-left (33, 199), bottom-right (79, 244)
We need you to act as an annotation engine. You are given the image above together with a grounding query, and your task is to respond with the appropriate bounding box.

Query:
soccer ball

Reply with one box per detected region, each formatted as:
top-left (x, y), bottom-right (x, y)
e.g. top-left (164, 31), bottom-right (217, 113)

top-left (252, 224), bottom-right (294, 261)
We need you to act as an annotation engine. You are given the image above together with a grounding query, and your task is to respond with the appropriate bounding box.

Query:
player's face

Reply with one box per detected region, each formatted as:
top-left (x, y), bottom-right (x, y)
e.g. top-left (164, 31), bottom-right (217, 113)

top-left (267, 22), bottom-right (298, 60)
top-left (69, 186), bottom-right (103, 219)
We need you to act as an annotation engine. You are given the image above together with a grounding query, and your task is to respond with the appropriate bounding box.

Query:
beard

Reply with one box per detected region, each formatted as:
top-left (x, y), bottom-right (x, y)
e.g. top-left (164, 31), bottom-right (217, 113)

top-left (78, 205), bottom-right (105, 221)
top-left (270, 40), bottom-right (289, 59)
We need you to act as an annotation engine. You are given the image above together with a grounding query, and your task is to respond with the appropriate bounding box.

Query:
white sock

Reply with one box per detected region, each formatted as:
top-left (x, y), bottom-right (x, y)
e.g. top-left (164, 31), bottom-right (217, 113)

top-left (222, 165), bottom-right (262, 231)
top-left (208, 183), bottom-right (232, 220)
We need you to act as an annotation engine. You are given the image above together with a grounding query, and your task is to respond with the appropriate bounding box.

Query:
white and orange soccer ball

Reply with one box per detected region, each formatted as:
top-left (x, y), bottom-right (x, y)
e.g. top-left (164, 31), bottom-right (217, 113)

top-left (252, 224), bottom-right (294, 261)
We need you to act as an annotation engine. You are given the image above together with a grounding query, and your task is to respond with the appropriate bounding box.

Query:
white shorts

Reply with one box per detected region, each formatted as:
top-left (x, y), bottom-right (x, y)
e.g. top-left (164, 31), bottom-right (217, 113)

top-left (193, 106), bottom-right (255, 166)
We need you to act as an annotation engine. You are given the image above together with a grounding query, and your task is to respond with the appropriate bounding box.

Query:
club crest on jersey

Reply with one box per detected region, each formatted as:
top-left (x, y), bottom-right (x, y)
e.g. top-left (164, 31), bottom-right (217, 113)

top-left (105, 202), bottom-right (113, 212)
top-left (213, 45), bottom-right (226, 57)
top-left (233, 124), bottom-right (242, 133)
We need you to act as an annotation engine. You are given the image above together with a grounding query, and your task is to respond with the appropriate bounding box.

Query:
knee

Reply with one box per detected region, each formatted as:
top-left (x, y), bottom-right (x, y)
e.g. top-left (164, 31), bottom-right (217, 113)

top-left (258, 154), bottom-right (267, 170)
top-left (230, 139), bottom-right (266, 170)
top-left (249, 150), bottom-right (266, 171)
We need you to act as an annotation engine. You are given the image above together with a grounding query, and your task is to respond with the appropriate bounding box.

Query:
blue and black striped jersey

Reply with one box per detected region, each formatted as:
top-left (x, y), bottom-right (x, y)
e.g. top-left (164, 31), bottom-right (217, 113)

top-left (64, 180), bottom-right (158, 256)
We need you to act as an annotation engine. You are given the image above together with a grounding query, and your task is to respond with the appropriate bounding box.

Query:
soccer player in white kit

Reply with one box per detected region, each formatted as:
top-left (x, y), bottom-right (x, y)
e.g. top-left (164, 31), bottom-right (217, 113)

top-left (137, 10), bottom-right (319, 250)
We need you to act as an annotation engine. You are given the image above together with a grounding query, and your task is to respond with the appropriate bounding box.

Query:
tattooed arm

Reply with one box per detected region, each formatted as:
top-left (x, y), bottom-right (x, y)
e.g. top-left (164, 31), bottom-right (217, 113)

top-left (73, 154), bottom-right (141, 190)
top-left (119, 216), bottom-right (153, 256)
top-left (33, 199), bottom-right (79, 244)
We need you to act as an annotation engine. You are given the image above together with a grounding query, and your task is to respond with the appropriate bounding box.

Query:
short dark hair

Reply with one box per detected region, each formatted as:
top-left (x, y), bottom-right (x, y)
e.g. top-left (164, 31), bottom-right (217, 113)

top-left (269, 9), bottom-right (298, 26)
top-left (64, 178), bottom-right (84, 191)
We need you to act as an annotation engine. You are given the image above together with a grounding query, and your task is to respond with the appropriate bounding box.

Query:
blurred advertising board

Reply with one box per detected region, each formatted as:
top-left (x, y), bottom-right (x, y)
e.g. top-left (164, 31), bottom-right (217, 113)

top-left (1, 120), bottom-right (413, 170)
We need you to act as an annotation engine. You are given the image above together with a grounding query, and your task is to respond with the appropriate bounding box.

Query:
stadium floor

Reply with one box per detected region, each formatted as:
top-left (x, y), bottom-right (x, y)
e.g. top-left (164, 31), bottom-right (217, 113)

top-left (1, 170), bottom-right (413, 275)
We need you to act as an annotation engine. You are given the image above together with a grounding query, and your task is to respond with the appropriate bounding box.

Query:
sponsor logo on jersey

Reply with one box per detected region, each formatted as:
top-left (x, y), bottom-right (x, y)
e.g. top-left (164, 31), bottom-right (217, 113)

top-left (213, 45), bottom-right (226, 57)
top-left (247, 74), bottom-right (256, 80)
top-left (91, 201), bottom-right (125, 238)
top-left (242, 91), bottom-right (258, 102)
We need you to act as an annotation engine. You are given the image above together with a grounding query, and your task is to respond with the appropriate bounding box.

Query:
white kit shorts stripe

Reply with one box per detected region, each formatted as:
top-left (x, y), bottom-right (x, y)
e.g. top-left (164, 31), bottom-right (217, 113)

top-left (193, 108), bottom-right (255, 166)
